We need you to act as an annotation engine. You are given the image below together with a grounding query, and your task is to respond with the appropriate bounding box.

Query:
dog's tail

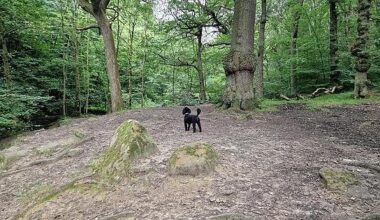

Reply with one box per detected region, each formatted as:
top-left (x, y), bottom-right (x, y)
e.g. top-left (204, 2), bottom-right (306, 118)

top-left (197, 108), bottom-right (201, 116)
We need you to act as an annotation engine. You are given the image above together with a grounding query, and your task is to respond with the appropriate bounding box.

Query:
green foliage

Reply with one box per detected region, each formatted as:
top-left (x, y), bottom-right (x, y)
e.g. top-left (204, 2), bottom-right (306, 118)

top-left (0, 0), bottom-right (379, 138)
top-left (0, 89), bottom-right (51, 138)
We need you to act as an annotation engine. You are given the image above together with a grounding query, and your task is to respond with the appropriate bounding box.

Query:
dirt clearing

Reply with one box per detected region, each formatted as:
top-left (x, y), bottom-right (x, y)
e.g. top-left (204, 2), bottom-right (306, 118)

top-left (0, 104), bottom-right (379, 219)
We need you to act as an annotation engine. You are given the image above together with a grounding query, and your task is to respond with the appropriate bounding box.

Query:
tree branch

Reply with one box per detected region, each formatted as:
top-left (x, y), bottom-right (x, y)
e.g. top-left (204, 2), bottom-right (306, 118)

top-left (204, 42), bottom-right (231, 48)
top-left (76, 24), bottom-right (100, 33)
top-left (78, 0), bottom-right (94, 15)
top-left (156, 53), bottom-right (198, 70)
top-left (101, 0), bottom-right (111, 9)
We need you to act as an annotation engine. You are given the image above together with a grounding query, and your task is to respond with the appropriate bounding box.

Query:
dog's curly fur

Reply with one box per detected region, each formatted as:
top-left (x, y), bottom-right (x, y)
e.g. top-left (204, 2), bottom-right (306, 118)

top-left (182, 107), bottom-right (202, 133)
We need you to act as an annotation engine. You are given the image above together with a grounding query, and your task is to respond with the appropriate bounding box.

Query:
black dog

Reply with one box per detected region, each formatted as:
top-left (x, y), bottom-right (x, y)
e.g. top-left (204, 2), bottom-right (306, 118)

top-left (182, 107), bottom-right (202, 133)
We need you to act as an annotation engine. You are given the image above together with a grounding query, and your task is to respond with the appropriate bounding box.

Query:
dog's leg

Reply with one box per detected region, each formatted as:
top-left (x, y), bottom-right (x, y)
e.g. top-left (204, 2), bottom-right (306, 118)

top-left (192, 121), bottom-right (196, 133)
top-left (184, 121), bottom-right (188, 131)
top-left (197, 121), bottom-right (202, 132)
top-left (186, 123), bottom-right (190, 131)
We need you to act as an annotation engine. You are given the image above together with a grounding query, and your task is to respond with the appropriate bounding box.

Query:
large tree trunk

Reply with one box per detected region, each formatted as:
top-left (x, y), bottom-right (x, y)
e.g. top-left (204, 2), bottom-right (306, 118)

top-left (96, 13), bottom-right (124, 112)
top-left (72, 2), bottom-right (81, 116)
top-left (78, 0), bottom-right (124, 113)
top-left (290, 0), bottom-right (304, 96)
top-left (329, 0), bottom-right (340, 85)
top-left (1, 36), bottom-right (11, 85)
top-left (223, 0), bottom-right (257, 110)
top-left (351, 0), bottom-right (371, 98)
top-left (254, 0), bottom-right (267, 98)
top-left (85, 31), bottom-right (90, 114)
top-left (74, 35), bottom-right (81, 116)
top-left (59, 0), bottom-right (67, 117)
top-left (62, 42), bottom-right (68, 117)
top-left (196, 29), bottom-right (207, 102)
top-left (127, 20), bottom-right (136, 109)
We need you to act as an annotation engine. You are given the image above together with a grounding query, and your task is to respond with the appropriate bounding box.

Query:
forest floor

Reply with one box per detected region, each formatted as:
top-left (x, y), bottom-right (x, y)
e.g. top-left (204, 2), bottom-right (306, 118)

top-left (0, 103), bottom-right (379, 219)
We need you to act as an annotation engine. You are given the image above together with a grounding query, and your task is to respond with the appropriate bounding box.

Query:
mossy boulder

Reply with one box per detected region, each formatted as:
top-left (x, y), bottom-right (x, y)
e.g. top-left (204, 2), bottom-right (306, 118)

top-left (319, 167), bottom-right (359, 192)
top-left (94, 120), bottom-right (158, 179)
top-left (169, 143), bottom-right (218, 176)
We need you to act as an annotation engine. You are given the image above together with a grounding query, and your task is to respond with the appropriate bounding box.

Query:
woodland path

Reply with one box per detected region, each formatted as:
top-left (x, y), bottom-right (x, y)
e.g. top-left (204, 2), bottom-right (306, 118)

top-left (0, 104), bottom-right (379, 219)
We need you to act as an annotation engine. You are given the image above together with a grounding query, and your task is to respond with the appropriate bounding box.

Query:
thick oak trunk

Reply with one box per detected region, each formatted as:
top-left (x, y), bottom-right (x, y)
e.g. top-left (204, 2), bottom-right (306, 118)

top-left (329, 0), bottom-right (340, 85)
top-left (254, 0), bottom-right (267, 98)
top-left (351, 0), bottom-right (371, 98)
top-left (96, 12), bottom-right (123, 112)
top-left (223, 0), bottom-right (257, 110)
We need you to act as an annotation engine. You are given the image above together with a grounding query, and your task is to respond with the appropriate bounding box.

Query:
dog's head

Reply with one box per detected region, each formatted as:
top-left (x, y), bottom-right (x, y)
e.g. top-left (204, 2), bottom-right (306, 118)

top-left (182, 107), bottom-right (191, 115)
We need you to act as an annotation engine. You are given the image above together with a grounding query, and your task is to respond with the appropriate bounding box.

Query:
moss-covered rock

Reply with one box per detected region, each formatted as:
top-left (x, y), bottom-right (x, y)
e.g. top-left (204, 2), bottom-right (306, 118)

top-left (93, 120), bottom-right (158, 180)
top-left (319, 167), bottom-right (359, 192)
top-left (169, 143), bottom-right (218, 176)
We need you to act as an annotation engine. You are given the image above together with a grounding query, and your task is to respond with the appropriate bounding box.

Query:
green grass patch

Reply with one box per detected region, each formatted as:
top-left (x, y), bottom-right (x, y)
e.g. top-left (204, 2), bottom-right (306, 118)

top-left (257, 92), bottom-right (380, 112)
top-left (306, 92), bottom-right (380, 109)
top-left (59, 117), bottom-right (73, 126)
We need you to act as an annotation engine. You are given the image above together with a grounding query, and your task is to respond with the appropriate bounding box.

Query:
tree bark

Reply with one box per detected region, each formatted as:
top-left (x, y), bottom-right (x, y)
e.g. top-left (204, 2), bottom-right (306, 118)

top-left (196, 28), bottom-right (207, 102)
top-left (141, 25), bottom-right (148, 108)
top-left (223, 0), bottom-right (257, 110)
top-left (74, 34), bottom-right (81, 116)
top-left (78, 0), bottom-right (123, 112)
top-left (63, 43), bottom-right (68, 117)
top-left (329, 0), bottom-right (340, 85)
top-left (127, 20), bottom-right (136, 109)
top-left (290, 0), bottom-right (304, 96)
top-left (59, 0), bottom-right (68, 117)
top-left (85, 31), bottom-right (90, 114)
top-left (172, 66), bottom-right (176, 103)
top-left (254, 0), bottom-right (267, 98)
top-left (351, 0), bottom-right (371, 98)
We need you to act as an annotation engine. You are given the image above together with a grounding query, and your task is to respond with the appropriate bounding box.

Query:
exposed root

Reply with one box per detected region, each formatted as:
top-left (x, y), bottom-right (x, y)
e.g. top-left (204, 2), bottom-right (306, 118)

top-left (101, 211), bottom-right (135, 220)
top-left (342, 159), bottom-right (380, 173)
top-left (0, 137), bottom-right (94, 179)
top-left (14, 173), bottom-right (94, 220)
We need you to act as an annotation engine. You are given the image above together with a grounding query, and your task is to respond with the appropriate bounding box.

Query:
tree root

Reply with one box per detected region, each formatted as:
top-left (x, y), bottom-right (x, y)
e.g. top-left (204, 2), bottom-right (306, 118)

top-left (101, 211), bottom-right (135, 220)
top-left (13, 173), bottom-right (94, 220)
top-left (342, 159), bottom-right (380, 173)
top-left (0, 137), bottom-right (94, 179)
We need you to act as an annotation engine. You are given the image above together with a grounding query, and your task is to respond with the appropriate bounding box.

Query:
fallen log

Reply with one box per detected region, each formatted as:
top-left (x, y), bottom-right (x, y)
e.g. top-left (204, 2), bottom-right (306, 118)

top-left (311, 86), bottom-right (343, 97)
top-left (279, 94), bottom-right (291, 101)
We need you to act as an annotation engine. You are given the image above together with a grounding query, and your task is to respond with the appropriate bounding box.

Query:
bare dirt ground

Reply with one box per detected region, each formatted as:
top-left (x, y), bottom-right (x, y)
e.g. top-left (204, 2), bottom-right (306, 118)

top-left (0, 104), bottom-right (379, 220)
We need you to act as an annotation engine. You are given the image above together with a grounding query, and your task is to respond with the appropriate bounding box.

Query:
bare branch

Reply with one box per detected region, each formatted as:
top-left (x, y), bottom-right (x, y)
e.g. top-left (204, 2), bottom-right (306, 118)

top-left (77, 24), bottom-right (100, 33)
top-left (204, 42), bottom-right (231, 48)
top-left (156, 52), bottom-right (198, 70)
